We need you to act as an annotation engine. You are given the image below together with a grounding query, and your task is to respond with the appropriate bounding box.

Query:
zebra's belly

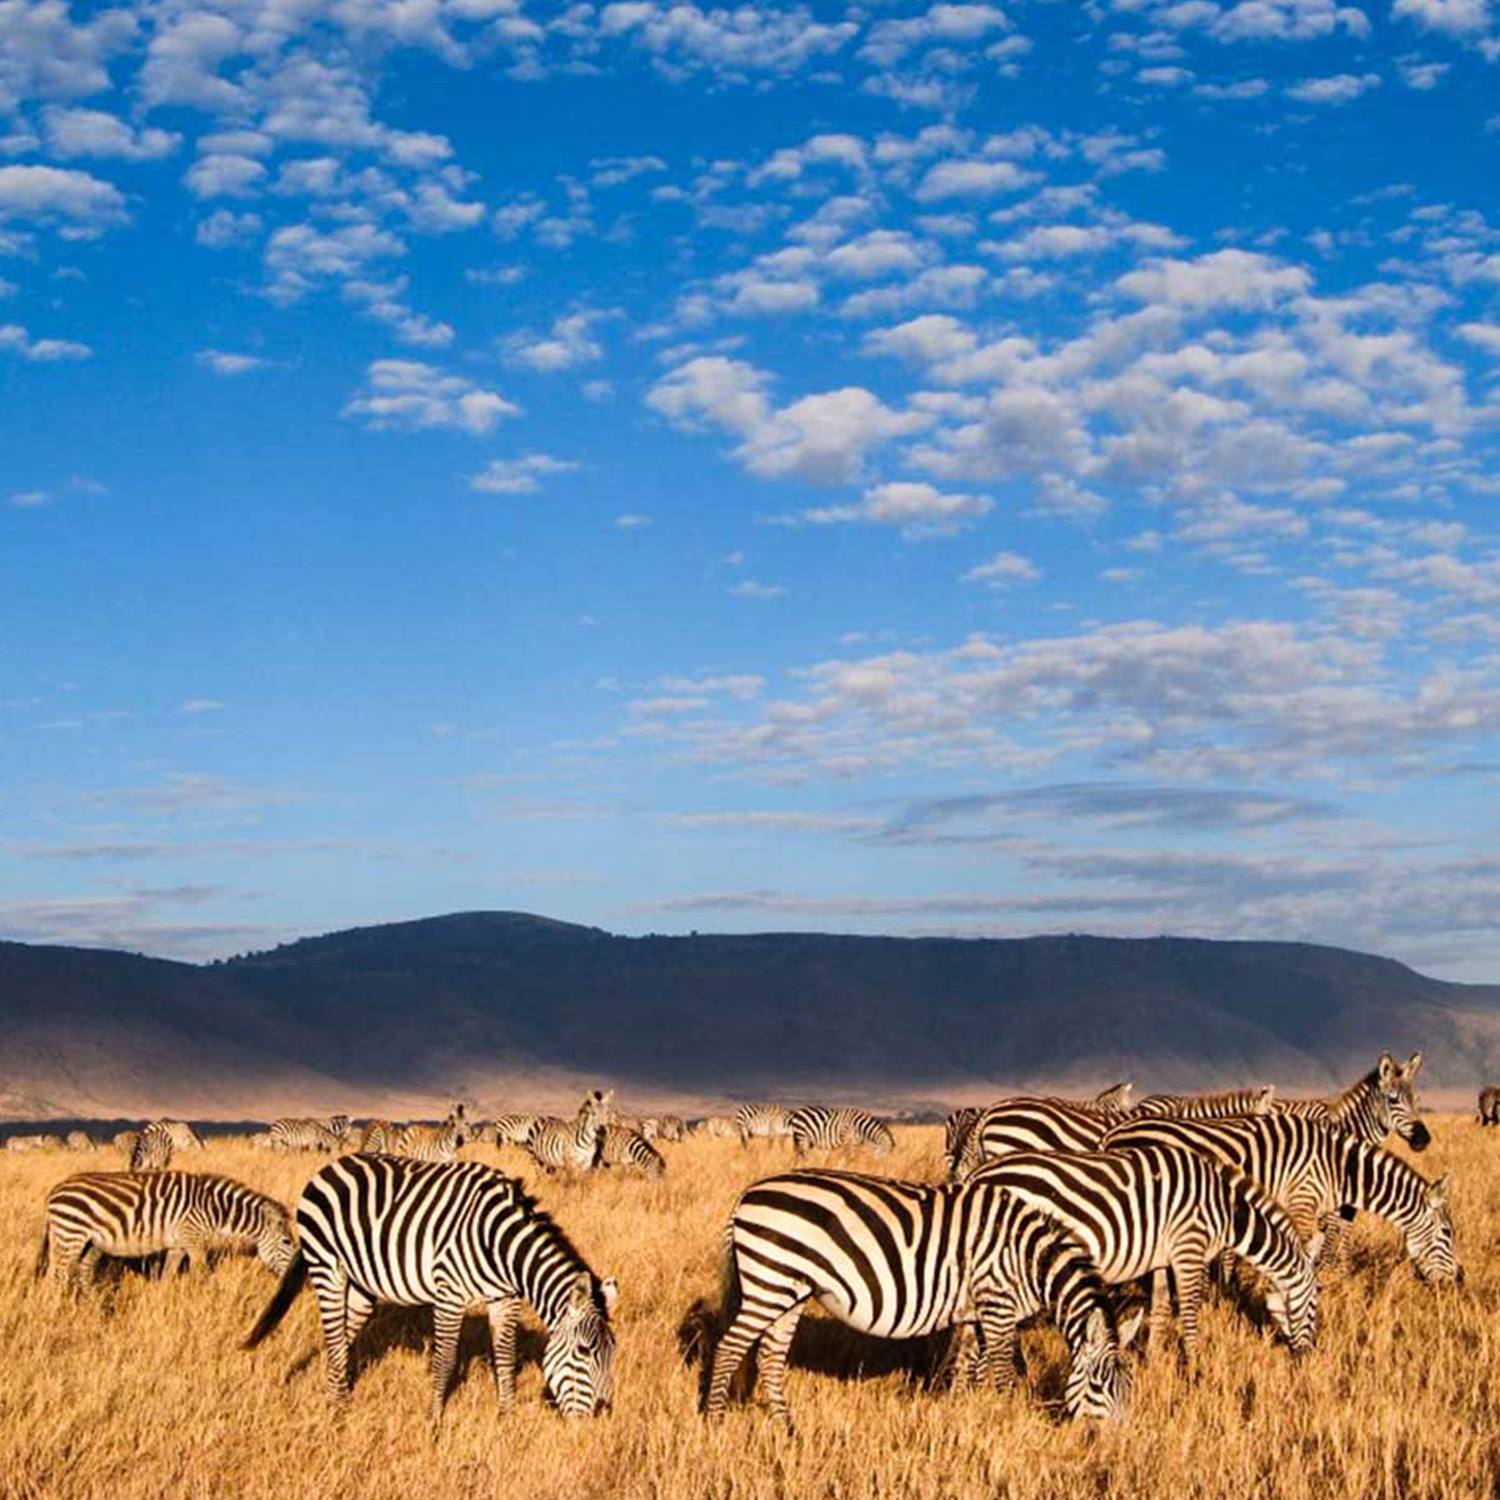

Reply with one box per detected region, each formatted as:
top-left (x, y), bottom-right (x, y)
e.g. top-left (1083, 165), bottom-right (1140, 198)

top-left (813, 1277), bottom-right (965, 1340)
top-left (93, 1228), bottom-right (173, 1256)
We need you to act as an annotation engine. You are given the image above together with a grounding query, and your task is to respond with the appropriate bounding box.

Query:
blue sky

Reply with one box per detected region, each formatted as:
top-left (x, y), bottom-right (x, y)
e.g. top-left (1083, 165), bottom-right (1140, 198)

top-left (2, 0), bottom-right (1499, 978)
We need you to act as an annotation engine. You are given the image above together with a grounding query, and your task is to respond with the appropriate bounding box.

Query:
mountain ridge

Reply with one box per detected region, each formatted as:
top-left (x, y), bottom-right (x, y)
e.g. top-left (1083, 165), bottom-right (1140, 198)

top-left (2, 913), bottom-right (1498, 1120)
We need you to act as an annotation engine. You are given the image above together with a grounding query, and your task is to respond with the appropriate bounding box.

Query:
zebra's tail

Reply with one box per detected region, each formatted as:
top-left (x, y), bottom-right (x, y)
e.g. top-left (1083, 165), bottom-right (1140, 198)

top-left (33, 1226), bottom-right (49, 1281)
top-left (242, 1251), bottom-right (308, 1349)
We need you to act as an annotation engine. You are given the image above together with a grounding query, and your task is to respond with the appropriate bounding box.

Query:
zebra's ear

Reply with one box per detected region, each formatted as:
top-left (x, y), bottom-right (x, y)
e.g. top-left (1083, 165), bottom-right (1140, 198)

top-left (599, 1276), bottom-right (619, 1312)
top-left (1117, 1308), bottom-right (1144, 1350)
top-left (1406, 1052), bottom-right (1424, 1079)
top-left (1306, 1230), bottom-right (1326, 1268)
top-left (1083, 1307), bottom-right (1110, 1349)
top-left (1379, 1053), bottom-right (1398, 1087)
top-left (568, 1273), bottom-right (593, 1312)
top-left (1430, 1173), bottom-right (1452, 1207)
top-left (1254, 1084), bottom-right (1276, 1114)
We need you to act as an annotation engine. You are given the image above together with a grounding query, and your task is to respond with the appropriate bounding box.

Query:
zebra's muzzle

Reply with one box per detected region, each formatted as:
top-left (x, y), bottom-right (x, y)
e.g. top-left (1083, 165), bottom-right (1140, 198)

top-left (1406, 1120), bottom-right (1432, 1152)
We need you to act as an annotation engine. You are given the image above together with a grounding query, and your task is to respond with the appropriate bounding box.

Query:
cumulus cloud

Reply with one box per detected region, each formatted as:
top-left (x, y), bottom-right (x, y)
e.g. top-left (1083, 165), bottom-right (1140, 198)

top-left (0, 321), bottom-right (90, 360)
top-left (195, 350), bottom-right (270, 376)
top-left (343, 360), bottom-right (520, 434)
top-left (470, 453), bottom-right (579, 492)
top-left (504, 312), bottom-right (604, 371)
top-left (0, 164), bottom-right (126, 233)
top-left (772, 481), bottom-right (994, 536)
top-left (962, 550), bottom-right (1041, 588)
top-left (43, 107), bottom-right (180, 161)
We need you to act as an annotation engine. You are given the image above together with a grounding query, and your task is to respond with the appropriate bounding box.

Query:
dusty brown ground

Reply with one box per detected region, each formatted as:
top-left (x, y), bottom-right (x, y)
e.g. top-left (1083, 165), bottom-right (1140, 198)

top-left (1, 1119), bottom-right (1495, 1500)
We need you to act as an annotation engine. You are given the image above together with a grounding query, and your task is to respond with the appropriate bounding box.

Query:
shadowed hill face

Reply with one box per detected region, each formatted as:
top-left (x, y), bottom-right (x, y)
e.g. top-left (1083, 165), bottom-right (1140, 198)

top-left (2, 916), bottom-right (1499, 1120)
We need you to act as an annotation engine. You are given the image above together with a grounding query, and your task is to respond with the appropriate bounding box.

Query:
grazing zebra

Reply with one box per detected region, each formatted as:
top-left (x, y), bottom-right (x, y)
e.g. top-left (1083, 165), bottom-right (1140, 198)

top-left (597, 1124), bottom-right (665, 1178)
top-left (788, 1106), bottom-right (895, 1157)
top-left (705, 1168), bottom-right (1142, 1425)
top-left (525, 1090), bottom-right (614, 1174)
top-left (1478, 1086), bottom-right (1500, 1127)
top-left (734, 1104), bottom-right (795, 1146)
top-left (944, 1107), bottom-right (983, 1177)
top-left (393, 1116), bottom-right (470, 1163)
top-left (65, 1131), bottom-right (96, 1152)
top-left (968, 1144), bottom-right (1323, 1366)
top-left (356, 1119), bottom-right (394, 1152)
top-left (112, 1129), bottom-right (139, 1154)
top-left (269, 1117), bottom-right (350, 1152)
top-left (1100, 1112), bottom-right (1461, 1283)
top-left (1278, 1053), bottom-right (1429, 1151)
top-left (655, 1114), bottom-right (685, 1142)
top-left (130, 1122), bottom-right (176, 1172)
top-left (243, 1155), bottom-right (618, 1422)
top-left (1130, 1085), bottom-right (1276, 1120)
top-left (248, 1132), bottom-right (275, 1150)
top-left (491, 1113), bottom-right (542, 1147)
top-left (161, 1121), bottom-right (206, 1152)
top-left (692, 1116), bottom-right (737, 1139)
top-left (39, 1171), bottom-right (295, 1290)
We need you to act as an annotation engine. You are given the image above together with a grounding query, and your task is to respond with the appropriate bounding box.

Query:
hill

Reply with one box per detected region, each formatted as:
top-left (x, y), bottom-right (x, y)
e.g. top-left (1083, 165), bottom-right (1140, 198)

top-left (2, 912), bottom-right (1499, 1119)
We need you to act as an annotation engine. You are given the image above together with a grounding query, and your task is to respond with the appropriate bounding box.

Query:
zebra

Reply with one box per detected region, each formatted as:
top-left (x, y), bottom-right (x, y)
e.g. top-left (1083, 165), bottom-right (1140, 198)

top-left (269, 1117), bottom-right (349, 1152)
top-left (1478, 1086), bottom-right (1500, 1127)
top-left (734, 1104), bottom-right (795, 1146)
top-left (525, 1090), bottom-right (614, 1174)
top-left (491, 1113), bottom-right (543, 1147)
top-left (703, 1168), bottom-right (1142, 1426)
top-left (788, 1105), bottom-right (895, 1157)
top-left (38, 1171), bottom-right (295, 1291)
top-left (1278, 1053), bottom-right (1429, 1151)
top-left (249, 1132), bottom-right (275, 1150)
top-left (653, 1115), bottom-right (685, 1142)
top-left (393, 1116), bottom-right (470, 1163)
top-left (161, 1120), bottom-right (206, 1152)
top-left (1088, 1081), bottom-right (1135, 1114)
top-left (356, 1119), bottom-right (394, 1153)
top-left (113, 1129), bottom-right (139, 1155)
top-left (6, 1133), bottom-right (63, 1152)
top-left (944, 1107), bottom-right (982, 1177)
top-left (1100, 1112), bottom-right (1461, 1284)
top-left (130, 1121), bottom-right (176, 1172)
top-left (967, 1143), bottom-right (1323, 1367)
top-left (597, 1124), bottom-right (665, 1178)
top-left (1130, 1085), bottom-right (1276, 1120)
top-left (692, 1116), bottom-right (737, 1139)
top-left (242, 1155), bottom-right (617, 1422)
top-left (64, 1131), bottom-right (96, 1151)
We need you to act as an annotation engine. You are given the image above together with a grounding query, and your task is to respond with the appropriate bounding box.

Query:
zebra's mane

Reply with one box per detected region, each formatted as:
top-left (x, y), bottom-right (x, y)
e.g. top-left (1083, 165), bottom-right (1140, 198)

top-left (503, 1175), bottom-right (598, 1290)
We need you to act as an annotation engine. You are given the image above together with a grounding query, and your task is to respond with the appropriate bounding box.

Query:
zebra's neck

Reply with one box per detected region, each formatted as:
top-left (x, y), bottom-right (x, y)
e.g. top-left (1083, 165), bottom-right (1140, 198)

top-left (1340, 1137), bottom-right (1423, 1227)
top-left (1325, 1072), bottom-right (1383, 1143)
top-left (1034, 1231), bottom-right (1108, 1355)
top-left (514, 1222), bottom-right (593, 1326)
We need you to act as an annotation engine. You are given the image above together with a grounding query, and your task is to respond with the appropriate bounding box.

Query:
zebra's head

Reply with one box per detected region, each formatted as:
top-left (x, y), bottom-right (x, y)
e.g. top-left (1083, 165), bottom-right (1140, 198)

top-left (1263, 1230), bottom-right (1323, 1355)
top-left (1406, 1172), bottom-right (1461, 1284)
top-left (257, 1203), bottom-right (298, 1276)
top-left (1378, 1052), bottom-right (1430, 1152)
top-left (544, 1273), bottom-right (618, 1417)
top-left (869, 1120), bottom-right (896, 1156)
top-left (1065, 1307), bottom-right (1141, 1420)
top-left (580, 1089), bottom-right (615, 1129)
top-left (329, 1114), bottom-right (351, 1143)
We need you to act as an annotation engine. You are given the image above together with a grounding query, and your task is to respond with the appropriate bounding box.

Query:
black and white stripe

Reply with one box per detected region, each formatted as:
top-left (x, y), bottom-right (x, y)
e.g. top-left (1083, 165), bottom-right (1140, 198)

top-left (734, 1104), bottom-right (795, 1146)
top-left (1278, 1053), bottom-right (1429, 1151)
top-left (967, 1143), bottom-right (1322, 1364)
top-left (1129, 1086), bottom-right (1276, 1120)
top-left (706, 1168), bottom-right (1141, 1424)
top-left (243, 1155), bottom-right (617, 1422)
top-left (652, 1115), bottom-right (685, 1142)
top-left (525, 1090), bottom-right (614, 1174)
top-left (39, 1170), bottom-right (295, 1288)
top-left (6, 1133), bottom-right (63, 1153)
top-left (64, 1131), bottom-right (97, 1152)
top-left (269, 1116), bottom-right (351, 1152)
top-left (130, 1121), bottom-right (176, 1172)
top-left (597, 1124), bottom-right (666, 1178)
top-left (491, 1113), bottom-right (543, 1146)
top-left (393, 1116), bottom-right (470, 1163)
top-left (691, 1117), bottom-right (737, 1139)
top-left (1100, 1112), bottom-right (1461, 1283)
top-left (787, 1106), bottom-right (894, 1157)
top-left (161, 1121), bottom-right (207, 1152)
top-left (953, 1098), bottom-right (1117, 1179)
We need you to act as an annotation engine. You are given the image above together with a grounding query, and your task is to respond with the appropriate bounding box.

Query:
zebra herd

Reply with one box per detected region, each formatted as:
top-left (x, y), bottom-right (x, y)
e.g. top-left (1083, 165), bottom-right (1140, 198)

top-left (12, 1053), bottom-right (1469, 1433)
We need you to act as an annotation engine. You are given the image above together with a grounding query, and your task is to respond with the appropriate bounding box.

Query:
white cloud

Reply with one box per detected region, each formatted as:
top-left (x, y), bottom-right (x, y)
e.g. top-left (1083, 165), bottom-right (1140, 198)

top-left (599, 2), bottom-right (857, 78)
top-left (196, 208), bottom-right (262, 249)
top-left (0, 0), bottom-right (137, 116)
top-left (914, 159), bottom-right (1034, 201)
top-left (184, 152), bottom-right (267, 200)
top-left (504, 311), bottom-right (604, 371)
top-left (344, 360), bottom-right (521, 435)
top-left (0, 321), bottom-right (90, 360)
top-left (470, 453), bottom-right (579, 493)
top-left (43, 107), bottom-right (179, 161)
top-left (962, 550), bottom-right (1041, 588)
top-left (1117, 249), bottom-right (1310, 309)
top-left (264, 222), bottom-right (405, 302)
top-left (1285, 72), bottom-right (1382, 105)
top-left (1392, 0), bottom-right (1493, 39)
top-left (0, 163), bottom-right (126, 233)
top-left (195, 350), bottom-right (270, 376)
top-left (775, 480), bottom-right (993, 537)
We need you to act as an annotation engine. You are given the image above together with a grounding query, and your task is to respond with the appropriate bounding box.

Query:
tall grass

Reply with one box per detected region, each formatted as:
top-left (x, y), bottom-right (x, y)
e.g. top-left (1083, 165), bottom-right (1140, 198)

top-left (1, 1119), bottom-right (1496, 1500)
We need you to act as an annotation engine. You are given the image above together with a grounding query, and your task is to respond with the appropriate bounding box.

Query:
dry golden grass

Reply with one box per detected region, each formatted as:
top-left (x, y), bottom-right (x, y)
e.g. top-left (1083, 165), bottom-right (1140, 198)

top-left (1, 1119), bottom-right (1497, 1500)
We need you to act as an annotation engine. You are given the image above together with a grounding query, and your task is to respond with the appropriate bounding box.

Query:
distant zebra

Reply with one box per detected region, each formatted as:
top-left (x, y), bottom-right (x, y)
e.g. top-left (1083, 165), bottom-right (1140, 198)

top-left (1479, 1086), bottom-right (1500, 1127)
top-left (113, 1130), bottom-right (139, 1155)
top-left (1088, 1082), bottom-right (1135, 1114)
top-left (65, 1131), bottom-right (96, 1152)
top-left (704, 1168), bottom-right (1142, 1425)
top-left (6, 1134), bottom-right (62, 1153)
top-left (654, 1115), bottom-right (685, 1142)
top-left (39, 1171), bottom-right (295, 1290)
top-left (248, 1132), bottom-right (275, 1151)
top-left (161, 1121), bottom-right (206, 1152)
top-left (1278, 1053), bottom-right (1429, 1151)
top-left (692, 1116), bottom-right (737, 1139)
top-left (243, 1155), bottom-right (617, 1421)
top-left (968, 1144), bottom-right (1323, 1365)
top-left (734, 1104), bottom-right (795, 1146)
top-left (1101, 1113), bottom-right (1460, 1283)
top-left (597, 1124), bottom-right (665, 1178)
top-left (944, 1107), bottom-right (982, 1177)
top-left (393, 1116), bottom-right (471, 1163)
top-left (491, 1113), bottom-right (542, 1147)
top-left (525, 1090), bottom-right (614, 1174)
top-left (355, 1119), bottom-right (392, 1152)
top-left (788, 1106), bottom-right (894, 1157)
top-left (269, 1117), bottom-right (350, 1153)
top-left (1130, 1086), bottom-right (1276, 1120)
top-left (130, 1122), bottom-right (175, 1172)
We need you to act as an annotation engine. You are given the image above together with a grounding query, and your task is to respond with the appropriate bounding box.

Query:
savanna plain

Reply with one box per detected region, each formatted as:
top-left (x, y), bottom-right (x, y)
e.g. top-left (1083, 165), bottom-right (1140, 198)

top-left (1, 1120), bottom-right (1496, 1500)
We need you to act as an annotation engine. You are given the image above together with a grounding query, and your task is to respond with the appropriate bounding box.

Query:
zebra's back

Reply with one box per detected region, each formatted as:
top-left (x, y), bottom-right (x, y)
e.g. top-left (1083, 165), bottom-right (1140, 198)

top-left (130, 1122), bottom-right (175, 1172)
top-left (788, 1106), bottom-right (894, 1156)
top-left (597, 1125), bottom-right (665, 1177)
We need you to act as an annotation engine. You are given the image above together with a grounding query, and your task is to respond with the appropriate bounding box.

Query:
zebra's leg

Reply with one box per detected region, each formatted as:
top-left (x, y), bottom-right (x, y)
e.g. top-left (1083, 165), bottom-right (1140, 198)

top-left (755, 1302), bottom-right (807, 1427)
top-left (486, 1297), bottom-right (521, 1412)
top-left (1314, 1212), bottom-right (1346, 1278)
top-left (932, 1323), bottom-right (982, 1392)
top-left (162, 1247), bottom-right (188, 1277)
top-left (429, 1301), bottom-right (466, 1427)
top-left (1173, 1250), bottom-right (1208, 1377)
top-left (344, 1285), bottom-right (376, 1375)
top-left (706, 1295), bottom-right (795, 1419)
top-left (1148, 1267), bottom-right (1175, 1352)
top-left (308, 1266), bottom-right (356, 1411)
top-left (976, 1293), bottom-right (1021, 1392)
